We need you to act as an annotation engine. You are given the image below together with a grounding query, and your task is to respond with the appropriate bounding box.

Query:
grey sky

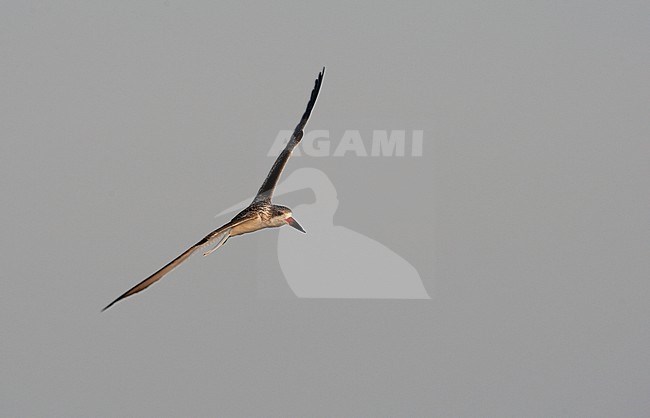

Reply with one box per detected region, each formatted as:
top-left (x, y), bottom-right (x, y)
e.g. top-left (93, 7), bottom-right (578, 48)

top-left (1, 1), bottom-right (649, 416)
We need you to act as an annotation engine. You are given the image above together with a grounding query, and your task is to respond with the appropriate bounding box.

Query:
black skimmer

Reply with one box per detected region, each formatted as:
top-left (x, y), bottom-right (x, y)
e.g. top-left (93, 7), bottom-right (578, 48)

top-left (103, 68), bottom-right (325, 311)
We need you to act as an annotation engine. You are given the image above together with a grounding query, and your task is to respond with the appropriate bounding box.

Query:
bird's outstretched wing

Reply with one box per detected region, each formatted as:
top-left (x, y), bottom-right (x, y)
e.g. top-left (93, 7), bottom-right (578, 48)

top-left (253, 67), bottom-right (325, 203)
top-left (102, 214), bottom-right (256, 311)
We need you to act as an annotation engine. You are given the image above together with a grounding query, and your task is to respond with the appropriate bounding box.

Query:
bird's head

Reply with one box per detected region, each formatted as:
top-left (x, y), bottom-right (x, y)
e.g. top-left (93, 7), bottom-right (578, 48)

top-left (271, 205), bottom-right (306, 233)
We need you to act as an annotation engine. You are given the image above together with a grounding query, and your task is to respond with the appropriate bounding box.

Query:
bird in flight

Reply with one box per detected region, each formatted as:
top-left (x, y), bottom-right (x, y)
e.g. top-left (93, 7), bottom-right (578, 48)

top-left (103, 68), bottom-right (325, 311)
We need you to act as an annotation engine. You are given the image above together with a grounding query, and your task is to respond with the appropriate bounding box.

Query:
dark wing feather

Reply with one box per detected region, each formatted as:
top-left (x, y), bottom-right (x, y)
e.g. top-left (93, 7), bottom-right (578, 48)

top-left (102, 215), bottom-right (255, 311)
top-left (102, 244), bottom-right (200, 312)
top-left (253, 67), bottom-right (325, 203)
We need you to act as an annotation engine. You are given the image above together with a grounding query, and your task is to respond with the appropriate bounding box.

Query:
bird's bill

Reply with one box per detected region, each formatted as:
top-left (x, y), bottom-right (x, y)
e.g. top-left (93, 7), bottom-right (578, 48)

top-left (286, 217), bottom-right (306, 233)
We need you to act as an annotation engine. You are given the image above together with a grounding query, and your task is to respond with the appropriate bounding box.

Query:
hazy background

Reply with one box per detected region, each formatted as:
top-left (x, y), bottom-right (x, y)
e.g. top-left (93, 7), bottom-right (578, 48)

top-left (2, 1), bottom-right (649, 416)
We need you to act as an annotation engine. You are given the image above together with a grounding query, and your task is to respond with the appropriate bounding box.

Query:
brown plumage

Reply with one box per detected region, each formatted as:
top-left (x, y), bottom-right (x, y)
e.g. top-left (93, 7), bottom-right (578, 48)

top-left (103, 68), bottom-right (324, 311)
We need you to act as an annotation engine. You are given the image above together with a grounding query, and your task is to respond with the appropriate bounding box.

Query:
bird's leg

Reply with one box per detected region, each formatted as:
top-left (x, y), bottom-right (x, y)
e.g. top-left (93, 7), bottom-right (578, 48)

top-left (203, 230), bottom-right (231, 256)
